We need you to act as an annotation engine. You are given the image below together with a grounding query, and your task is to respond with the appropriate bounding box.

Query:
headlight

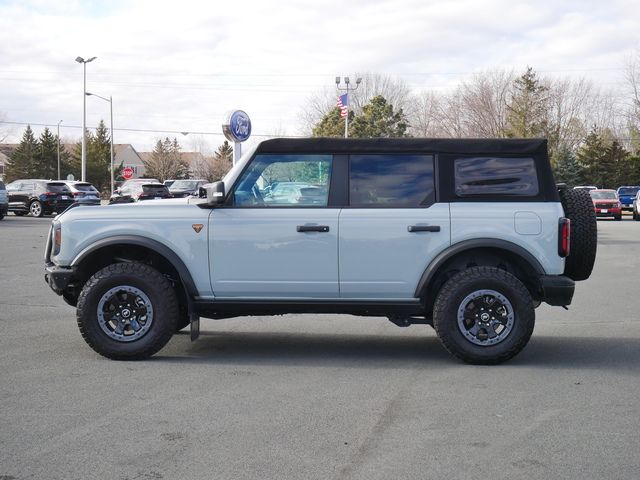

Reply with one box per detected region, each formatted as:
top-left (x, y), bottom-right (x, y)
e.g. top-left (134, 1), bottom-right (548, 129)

top-left (53, 222), bottom-right (62, 255)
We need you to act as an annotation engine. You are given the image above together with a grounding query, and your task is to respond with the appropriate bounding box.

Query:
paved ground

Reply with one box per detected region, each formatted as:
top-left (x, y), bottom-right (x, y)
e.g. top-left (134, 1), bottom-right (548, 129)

top-left (1, 213), bottom-right (639, 480)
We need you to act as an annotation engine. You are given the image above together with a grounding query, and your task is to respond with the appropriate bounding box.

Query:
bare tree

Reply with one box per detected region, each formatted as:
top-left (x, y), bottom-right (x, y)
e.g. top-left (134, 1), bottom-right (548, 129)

top-left (407, 91), bottom-right (444, 137)
top-left (625, 50), bottom-right (640, 129)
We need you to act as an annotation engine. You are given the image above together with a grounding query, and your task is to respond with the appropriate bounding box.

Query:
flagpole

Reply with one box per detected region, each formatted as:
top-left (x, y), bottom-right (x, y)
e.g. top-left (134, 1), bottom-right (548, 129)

top-left (345, 92), bottom-right (349, 138)
top-left (336, 76), bottom-right (362, 139)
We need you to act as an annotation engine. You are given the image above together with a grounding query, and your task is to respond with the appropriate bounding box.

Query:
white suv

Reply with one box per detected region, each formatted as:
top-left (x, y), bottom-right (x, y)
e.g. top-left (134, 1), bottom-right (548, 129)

top-left (45, 138), bottom-right (597, 364)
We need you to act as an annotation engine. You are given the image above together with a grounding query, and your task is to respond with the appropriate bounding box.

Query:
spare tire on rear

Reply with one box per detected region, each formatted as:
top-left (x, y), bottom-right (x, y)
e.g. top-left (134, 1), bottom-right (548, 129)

top-left (559, 188), bottom-right (597, 281)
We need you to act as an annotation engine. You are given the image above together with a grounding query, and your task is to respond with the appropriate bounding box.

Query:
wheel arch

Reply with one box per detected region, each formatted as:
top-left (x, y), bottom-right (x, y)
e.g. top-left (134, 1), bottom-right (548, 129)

top-left (69, 236), bottom-right (198, 313)
top-left (415, 239), bottom-right (544, 309)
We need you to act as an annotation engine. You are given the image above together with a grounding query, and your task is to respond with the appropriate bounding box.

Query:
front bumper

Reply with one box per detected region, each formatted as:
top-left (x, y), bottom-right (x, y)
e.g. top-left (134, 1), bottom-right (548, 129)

top-left (540, 275), bottom-right (575, 306)
top-left (44, 263), bottom-right (75, 295)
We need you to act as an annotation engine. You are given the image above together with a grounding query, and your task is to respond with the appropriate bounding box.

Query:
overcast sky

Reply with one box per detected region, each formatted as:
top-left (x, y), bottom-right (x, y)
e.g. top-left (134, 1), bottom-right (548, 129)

top-left (0, 0), bottom-right (638, 152)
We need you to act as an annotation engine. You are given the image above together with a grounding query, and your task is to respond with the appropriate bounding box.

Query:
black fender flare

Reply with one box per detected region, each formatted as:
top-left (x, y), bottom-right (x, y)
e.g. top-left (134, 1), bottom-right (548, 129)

top-left (414, 238), bottom-right (545, 297)
top-left (71, 235), bottom-right (199, 299)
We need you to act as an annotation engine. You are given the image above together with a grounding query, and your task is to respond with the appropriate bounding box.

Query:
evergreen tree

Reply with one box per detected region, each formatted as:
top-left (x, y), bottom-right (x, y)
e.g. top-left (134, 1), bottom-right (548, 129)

top-left (35, 127), bottom-right (59, 179)
top-left (143, 137), bottom-right (189, 182)
top-left (312, 107), bottom-right (352, 137)
top-left (606, 140), bottom-right (632, 188)
top-left (552, 146), bottom-right (583, 186)
top-left (5, 125), bottom-right (39, 181)
top-left (577, 129), bottom-right (609, 187)
top-left (350, 95), bottom-right (409, 138)
top-left (504, 67), bottom-right (549, 139)
top-left (86, 121), bottom-right (114, 193)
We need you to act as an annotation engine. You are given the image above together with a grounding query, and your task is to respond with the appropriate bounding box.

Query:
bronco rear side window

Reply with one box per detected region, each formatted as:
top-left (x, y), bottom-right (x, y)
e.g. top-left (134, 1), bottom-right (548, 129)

top-left (454, 157), bottom-right (539, 197)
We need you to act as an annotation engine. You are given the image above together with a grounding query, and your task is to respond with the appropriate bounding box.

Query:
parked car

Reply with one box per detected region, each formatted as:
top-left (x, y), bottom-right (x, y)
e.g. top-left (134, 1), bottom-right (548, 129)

top-left (589, 189), bottom-right (622, 220)
top-left (615, 186), bottom-right (640, 211)
top-left (0, 180), bottom-right (9, 220)
top-left (0, 180), bottom-right (8, 220)
top-left (63, 181), bottom-right (101, 206)
top-left (118, 178), bottom-right (160, 190)
top-left (109, 182), bottom-right (172, 204)
top-left (632, 191), bottom-right (640, 221)
top-left (168, 179), bottom-right (207, 198)
top-left (262, 182), bottom-right (327, 205)
top-left (5, 179), bottom-right (74, 217)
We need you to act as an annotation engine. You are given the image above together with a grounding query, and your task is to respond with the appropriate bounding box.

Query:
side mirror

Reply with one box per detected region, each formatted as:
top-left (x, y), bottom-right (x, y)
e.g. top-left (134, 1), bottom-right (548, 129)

top-left (206, 181), bottom-right (226, 206)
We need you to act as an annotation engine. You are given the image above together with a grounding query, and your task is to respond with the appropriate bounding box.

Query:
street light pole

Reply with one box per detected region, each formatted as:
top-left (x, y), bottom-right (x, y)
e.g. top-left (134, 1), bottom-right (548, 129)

top-left (75, 56), bottom-right (97, 182)
top-left (336, 76), bottom-right (362, 138)
top-left (57, 120), bottom-right (63, 180)
top-left (86, 92), bottom-right (114, 195)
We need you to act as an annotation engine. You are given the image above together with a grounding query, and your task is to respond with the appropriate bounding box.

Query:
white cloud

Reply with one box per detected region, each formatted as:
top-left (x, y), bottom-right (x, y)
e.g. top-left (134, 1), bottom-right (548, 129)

top-left (1, 0), bottom-right (638, 150)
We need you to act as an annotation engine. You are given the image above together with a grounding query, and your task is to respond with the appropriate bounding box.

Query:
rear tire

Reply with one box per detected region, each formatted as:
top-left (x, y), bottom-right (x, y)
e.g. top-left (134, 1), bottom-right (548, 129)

top-left (433, 267), bottom-right (535, 365)
top-left (558, 188), bottom-right (597, 281)
top-left (76, 262), bottom-right (178, 360)
top-left (615, 214), bottom-right (622, 221)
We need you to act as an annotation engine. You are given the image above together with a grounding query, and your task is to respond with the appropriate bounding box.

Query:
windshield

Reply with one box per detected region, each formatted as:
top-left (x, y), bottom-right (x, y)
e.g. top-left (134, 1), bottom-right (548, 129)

top-left (590, 191), bottom-right (617, 200)
top-left (617, 187), bottom-right (640, 196)
top-left (169, 180), bottom-right (200, 191)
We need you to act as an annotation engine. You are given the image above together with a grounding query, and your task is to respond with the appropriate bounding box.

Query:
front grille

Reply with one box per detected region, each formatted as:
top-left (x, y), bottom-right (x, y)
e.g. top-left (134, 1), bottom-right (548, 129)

top-left (597, 203), bottom-right (616, 209)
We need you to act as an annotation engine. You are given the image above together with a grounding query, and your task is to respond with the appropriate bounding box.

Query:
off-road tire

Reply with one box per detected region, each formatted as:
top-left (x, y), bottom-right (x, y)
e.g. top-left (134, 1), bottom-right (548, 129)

top-left (433, 267), bottom-right (535, 365)
top-left (558, 188), bottom-right (597, 281)
top-left (76, 262), bottom-right (178, 360)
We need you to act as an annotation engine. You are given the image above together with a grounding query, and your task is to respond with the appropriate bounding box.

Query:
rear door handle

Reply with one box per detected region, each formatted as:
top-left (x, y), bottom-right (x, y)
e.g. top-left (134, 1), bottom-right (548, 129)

top-left (297, 225), bottom-right (330, 233)
top-left (408, 225), bottom-right (440, 233)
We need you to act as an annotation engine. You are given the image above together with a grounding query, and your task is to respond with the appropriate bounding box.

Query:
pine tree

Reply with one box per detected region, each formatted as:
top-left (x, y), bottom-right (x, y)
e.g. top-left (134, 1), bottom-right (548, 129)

top-left (504, 67), bottom-right (549, 139)
top-left (552, 146), bottom-right (583, 186)
top-left (350, 95), bottom-right (409, 138)
top-left (35, 127), bottom-right (59, 180)
top-left (312, 108), bottom-right (351, 137)
top-left (86, 120), bottom-right (113, 193)
top-left (5, 125), bottom-right (39, 181)
top-left (606, 140), bottom-right (632, 188)
top-left (577, 129), bottom-right (608, 187)
top-left (143, 137), bottom-right (188, 182)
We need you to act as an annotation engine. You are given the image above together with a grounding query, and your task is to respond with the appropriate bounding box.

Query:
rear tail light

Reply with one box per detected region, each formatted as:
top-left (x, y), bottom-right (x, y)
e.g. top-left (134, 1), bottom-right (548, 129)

top-left (558, 218), bottom-right (571, 257)
top-left (72, 192), bottom-right (83, 197)
top-left (43, 192), bottom-right (57, 197)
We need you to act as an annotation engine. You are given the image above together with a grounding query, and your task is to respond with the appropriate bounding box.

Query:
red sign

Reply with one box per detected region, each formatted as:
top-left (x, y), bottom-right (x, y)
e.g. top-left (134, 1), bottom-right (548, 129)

top-left (122, 167), bottom-right (134, 180)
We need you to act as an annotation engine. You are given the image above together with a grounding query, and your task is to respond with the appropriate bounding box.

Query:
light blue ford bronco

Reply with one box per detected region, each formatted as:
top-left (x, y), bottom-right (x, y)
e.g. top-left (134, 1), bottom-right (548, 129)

top-left (45, 138), bottom-right (597, 364)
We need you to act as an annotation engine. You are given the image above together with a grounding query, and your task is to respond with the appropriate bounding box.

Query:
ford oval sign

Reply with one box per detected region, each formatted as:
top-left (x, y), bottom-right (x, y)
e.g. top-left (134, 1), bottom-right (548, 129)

top-left (223, 110), bottom-right (252, 143)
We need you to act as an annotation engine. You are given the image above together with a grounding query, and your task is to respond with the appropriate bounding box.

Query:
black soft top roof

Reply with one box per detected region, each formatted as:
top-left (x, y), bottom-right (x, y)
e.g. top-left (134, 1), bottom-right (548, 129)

top-left (256, 137), bottom-right (548, 156)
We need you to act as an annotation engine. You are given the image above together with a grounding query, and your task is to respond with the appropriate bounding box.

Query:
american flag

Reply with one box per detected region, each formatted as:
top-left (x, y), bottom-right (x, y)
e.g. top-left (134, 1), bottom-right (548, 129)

top-left (337, 94), bottom-right (348, 118)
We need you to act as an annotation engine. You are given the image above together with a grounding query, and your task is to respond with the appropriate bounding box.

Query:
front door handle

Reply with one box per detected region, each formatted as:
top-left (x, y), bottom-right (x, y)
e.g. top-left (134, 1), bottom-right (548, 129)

top-left (408, 225), bottom-right (440, 233)
top-left (297, 225), bottom-right (330, 233)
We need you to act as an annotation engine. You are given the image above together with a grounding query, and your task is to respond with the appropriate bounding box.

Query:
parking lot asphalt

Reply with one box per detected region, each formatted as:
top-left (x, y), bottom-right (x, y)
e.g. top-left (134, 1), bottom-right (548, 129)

top-left (1, 213), bottom-right (639, 480)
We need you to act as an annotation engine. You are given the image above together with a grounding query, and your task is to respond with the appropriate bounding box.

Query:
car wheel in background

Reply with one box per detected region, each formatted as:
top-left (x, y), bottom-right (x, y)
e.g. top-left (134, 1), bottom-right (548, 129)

top-left (29, 200), bottom-right (44, 217)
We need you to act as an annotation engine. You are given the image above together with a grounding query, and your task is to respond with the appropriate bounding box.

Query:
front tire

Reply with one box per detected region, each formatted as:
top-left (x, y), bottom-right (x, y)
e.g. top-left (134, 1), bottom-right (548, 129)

top-left (433, 267), bottom-right (535, 365)
top-left (76, 262), bottom-right (178, 360)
